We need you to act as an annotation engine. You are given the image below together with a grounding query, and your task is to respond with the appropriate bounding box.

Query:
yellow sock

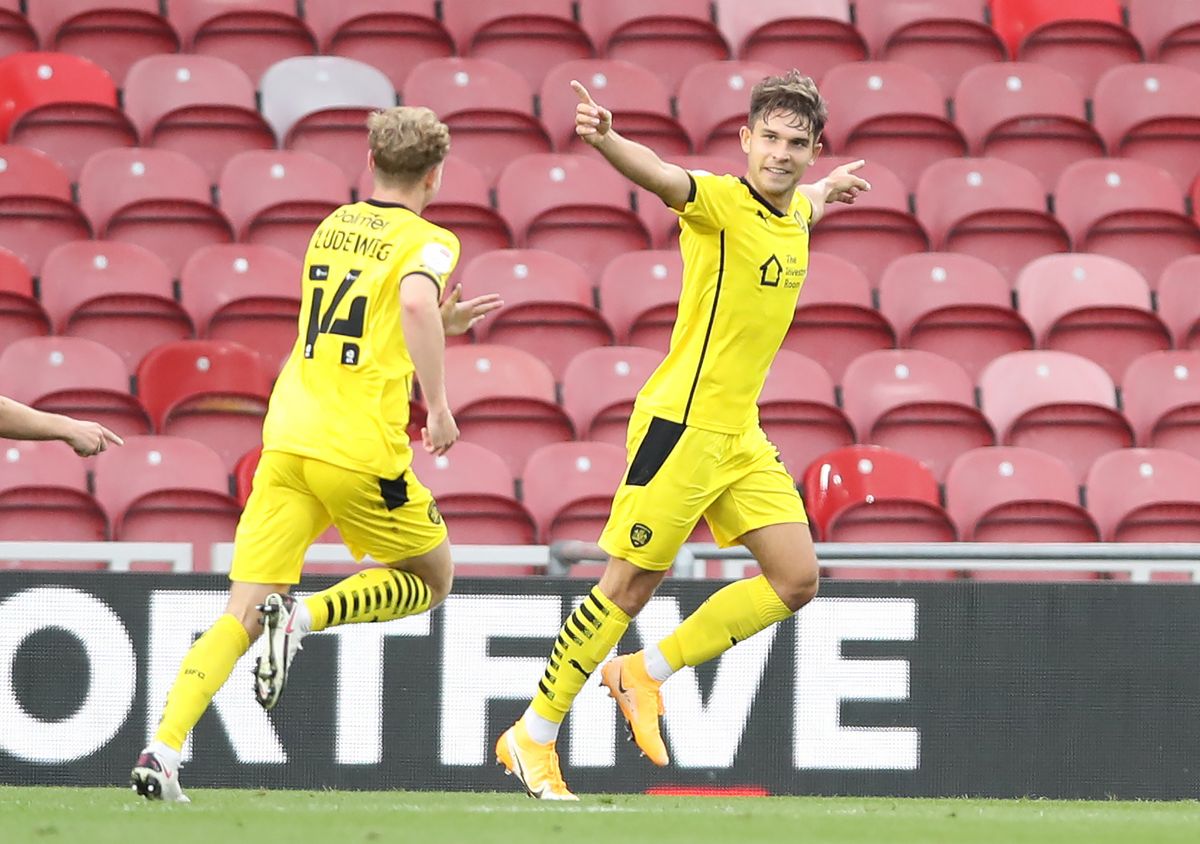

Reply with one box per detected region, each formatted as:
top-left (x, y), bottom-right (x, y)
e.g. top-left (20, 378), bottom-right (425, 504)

top-left (530, 586), bottom-right (631, 723)
top-left (658, 575), bottom-right (793, 670)
top-left (304, 567), bottom-right (432, 632)
top-left (154, 614), bottom-right (250, 751)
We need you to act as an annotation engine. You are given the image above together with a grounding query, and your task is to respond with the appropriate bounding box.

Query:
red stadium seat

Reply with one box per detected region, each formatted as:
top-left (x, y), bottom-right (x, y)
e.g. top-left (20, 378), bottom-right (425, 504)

top-left (0, 52), bottom-right (135, 180)
top-left (522, 441), bottom-right (627, 543)
top-left (946, 446), bottom-right (1098, 542)
top-left (442, 0), bottom-right (594, 90)
top-left (0, 247), bottom-right (50, 347)
top-left (1054, 158), bottom-right (1200, 287)
top-left (218, 150), bottom-right (349, 260)
top-left (598, 249), bottom-right (682, 353)
top-left (444, 344), bottom-right (574, 474)
top-left (1128, 0), bottom-right (1200, 73)
top-left (758, 348), bottom-right (854, 475)
top-left (676, 60), bottom-right (783, 160)
top-left (232, 444), bottom-right (259, 507)
top-left (1157, 255), bottom-right (1200, 350)
top-left (979, 350), bottom-right (1133, 482)
top-left (879, 252), bottom-right (1033, 381)
top-left (495, 153), bottom-right (650, 280)
top-left (306, 0), bottom-right (453, 90)
top-left (561, 345), bottom-right (663, 447)
top-left (635, 153), bottom-right (744, 249)
top-left (803, 157), bottom-right (930, 285)
top-left (819, 62), bottom-right (967, 190)
top-left (789, 252), bottom-right (896, 384)
top-left (841, 348), bottom-right (994, 481)
top-left (78, 147), bottom-right (233, 276)
top-left (989, 0), bottom-right (1142, 94)
top-left (580, 0), bottom-right (730, 95)
top-left (403, 57), bottom-right (550, 186)
top-left (540, 59), bottom-right (689, 156)
top-left (39, 240), bottom-right (193, 370)
top-left (1092, 63), bottom-right (1200, 192)
top-left (1085, 448), bottom-right (1200, 542)
top-left (123, 54), bottom-right (274, 183)
top-left (715, 0), bottom-right (866, 83)
top-left (464, 249), bottom-right (613, 380)
top-left (179, 244), bottom-right (301, 375)
top-left (802, 445), bottom-right (956, 542)
top-left (136, 340), bottom-right (271, 472)
top-left (916, 157), bottom-right (1068, 282)
top-left (854, 0), bottom-right (1006, 96)
top-left (1122, 351), bottom-right (1200, 462)
top-left (170, 0), bottom-right (316, 84)
top-left (0, 335), bottom-right (148, 435)
top-left (1015, 253), bottom-right (1169, 382)
top-left (92, 435), bottom-right (240, 570)
top-left (27, 0), bottom-right (181, 84)
top-left (0, 0), bottom-right (36, 57)
top-left (409, 441), bottom-right (536, 546)
top-left (260, 56), bottom-right (396, 184)
top-left (0, 144), bottom-right (91, 273)
top-left (0, 441), bottom-right (107, 541)
top-left (953, 62), bottom-right (1102, 192)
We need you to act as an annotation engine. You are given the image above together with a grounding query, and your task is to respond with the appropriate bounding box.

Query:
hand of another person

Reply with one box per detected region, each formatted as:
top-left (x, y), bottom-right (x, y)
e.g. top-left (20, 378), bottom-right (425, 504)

top-left (64, 419), bottom-right (124, 457)
top-left (440, 284), bottom-right (503, 337)
top-left (571, 80), bottom-right (613, 146)
top-left (824, 159), bottom-right (872, 205)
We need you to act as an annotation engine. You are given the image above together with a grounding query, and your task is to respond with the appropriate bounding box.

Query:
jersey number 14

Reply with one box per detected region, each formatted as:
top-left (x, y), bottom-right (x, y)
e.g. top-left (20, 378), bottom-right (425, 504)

top-left (304, 267), bottom-right (366, 365)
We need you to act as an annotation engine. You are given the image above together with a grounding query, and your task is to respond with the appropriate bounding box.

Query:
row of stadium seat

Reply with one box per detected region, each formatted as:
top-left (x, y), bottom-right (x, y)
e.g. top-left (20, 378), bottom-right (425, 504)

top-left (5, 49), bottom-right (1200, 192)
top-left (3, 432), bottom-right (1198, 575)
top-left (3, 140), bottom-right (1199, 292)
top-left (2, 0), bottom-right (1197, 95)
top-left (3, 327), bottom-right (1199, 490)
top-left (4, 236), bottom-right (1198, 385)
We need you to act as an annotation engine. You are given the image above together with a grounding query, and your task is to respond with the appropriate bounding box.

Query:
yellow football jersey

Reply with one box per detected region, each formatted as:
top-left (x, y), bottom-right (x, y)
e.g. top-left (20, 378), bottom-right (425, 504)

top-left (261, 199), bottom-right (460, 477)
top-left (634, 172), bottom-right (812, 434)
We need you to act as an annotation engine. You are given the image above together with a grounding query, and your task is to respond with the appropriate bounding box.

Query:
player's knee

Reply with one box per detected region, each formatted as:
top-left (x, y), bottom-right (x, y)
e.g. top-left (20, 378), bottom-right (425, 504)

top-left (774, 566), bottom-right (819, 612)
top-left (228, 605), bottom-right (266, 642)
top-left (424, 564), bottom-right (453, 608)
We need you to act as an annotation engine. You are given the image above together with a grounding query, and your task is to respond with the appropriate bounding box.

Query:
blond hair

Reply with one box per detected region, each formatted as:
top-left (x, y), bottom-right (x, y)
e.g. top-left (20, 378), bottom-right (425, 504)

top-left (367, 106), bottom-right (450, 186)
top-left (748, 70), bottom-right (829, 139)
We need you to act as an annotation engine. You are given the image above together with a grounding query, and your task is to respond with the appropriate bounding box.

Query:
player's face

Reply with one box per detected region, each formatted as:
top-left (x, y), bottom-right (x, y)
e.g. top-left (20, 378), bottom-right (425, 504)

top-left (739, 110), bottom-right (821, 202)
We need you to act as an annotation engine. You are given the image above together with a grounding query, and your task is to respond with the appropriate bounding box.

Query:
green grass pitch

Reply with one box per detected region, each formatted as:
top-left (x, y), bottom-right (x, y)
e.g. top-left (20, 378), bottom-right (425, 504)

top-left (2, 787), bottom-right (1198, 844)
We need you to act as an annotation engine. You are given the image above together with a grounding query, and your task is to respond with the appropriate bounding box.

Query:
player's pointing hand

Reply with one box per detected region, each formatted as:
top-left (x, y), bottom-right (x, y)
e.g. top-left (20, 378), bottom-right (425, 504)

top-left (824, 159), bottom-right (872, 206)
top-left (571, 80), bottom-right (612, 146)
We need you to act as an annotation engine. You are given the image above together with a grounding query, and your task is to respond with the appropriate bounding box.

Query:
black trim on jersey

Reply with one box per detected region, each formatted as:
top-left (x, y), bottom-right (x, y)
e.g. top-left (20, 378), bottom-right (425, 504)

top-left (626, 416), bottom-right (686, 487)
top-left (401, 269), bottom-right (443, 293)
top-left (684, 172), bottom-right (697, 204)
top-left (682, 229), bottom-right (726, 424)
top-left (379, 472), bottom-right (410, 510)
top-left (362, 198), bottom-right (412, 210)
top-left (739, 177), bottom-right (786, 217)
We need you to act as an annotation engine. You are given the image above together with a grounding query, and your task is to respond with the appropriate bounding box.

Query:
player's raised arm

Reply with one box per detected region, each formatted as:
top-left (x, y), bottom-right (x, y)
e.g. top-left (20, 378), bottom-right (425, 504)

top-left (0, 394), bottom-right (123, 456)
top-left (572, 80), bottom-right (693, 211)
top-left (798, 159), bottom-right (872, 226)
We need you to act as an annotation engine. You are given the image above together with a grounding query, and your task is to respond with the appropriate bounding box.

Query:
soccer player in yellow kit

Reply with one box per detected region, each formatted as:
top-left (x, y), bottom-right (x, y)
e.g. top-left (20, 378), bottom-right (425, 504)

top-left (496, 72), bottom-right (870, 799)
top-left (131, 107), bottom-right (500, 802)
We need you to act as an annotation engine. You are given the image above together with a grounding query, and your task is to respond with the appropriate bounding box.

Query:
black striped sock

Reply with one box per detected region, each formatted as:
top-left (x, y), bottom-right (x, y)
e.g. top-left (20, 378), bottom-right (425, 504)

top-left (304, 568), bottom-right (431, 631)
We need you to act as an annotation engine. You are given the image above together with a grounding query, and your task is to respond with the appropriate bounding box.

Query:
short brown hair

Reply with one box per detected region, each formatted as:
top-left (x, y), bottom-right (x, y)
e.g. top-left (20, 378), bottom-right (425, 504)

top-left (748, 70), bottom-right (828, 139)
top-left (367, 106), bottom-right (450, 186)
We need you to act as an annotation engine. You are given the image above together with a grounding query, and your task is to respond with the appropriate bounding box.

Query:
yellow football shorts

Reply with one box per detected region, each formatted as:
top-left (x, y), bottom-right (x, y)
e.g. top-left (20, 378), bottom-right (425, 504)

top-left (229, 450), bottom-right (447, 584)
top-left (598, 409), bottom-right (808, 571)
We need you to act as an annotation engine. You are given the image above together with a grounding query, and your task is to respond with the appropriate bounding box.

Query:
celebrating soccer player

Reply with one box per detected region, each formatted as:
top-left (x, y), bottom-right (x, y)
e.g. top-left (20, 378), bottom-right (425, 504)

top-left (131, 107), bottom-right (500, 803)
top-left (496, 71), bottom-right (870, 799)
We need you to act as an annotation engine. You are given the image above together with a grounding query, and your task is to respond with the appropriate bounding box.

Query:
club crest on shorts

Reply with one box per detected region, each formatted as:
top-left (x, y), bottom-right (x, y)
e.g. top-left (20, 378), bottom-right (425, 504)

top-left (427, 501), bottom-right (442, 525)
top-left (630, 522), bottom-right (653, 548)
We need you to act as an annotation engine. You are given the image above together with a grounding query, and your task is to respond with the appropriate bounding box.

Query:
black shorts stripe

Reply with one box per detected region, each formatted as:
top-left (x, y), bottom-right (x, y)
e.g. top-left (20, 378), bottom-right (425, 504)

top-left (626, 416), bottom-right (686, 487)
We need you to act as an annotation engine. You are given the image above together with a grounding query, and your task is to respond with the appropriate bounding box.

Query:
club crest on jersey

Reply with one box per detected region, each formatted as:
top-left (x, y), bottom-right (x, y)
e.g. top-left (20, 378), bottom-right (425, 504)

top-left (427, 501), bottom-right (442, 525)
top-left (630, 523), bottom-right (653, 548)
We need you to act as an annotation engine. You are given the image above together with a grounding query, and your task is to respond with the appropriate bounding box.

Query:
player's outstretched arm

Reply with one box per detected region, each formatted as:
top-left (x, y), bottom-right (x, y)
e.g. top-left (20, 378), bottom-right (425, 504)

top-left (799, 159), bottom-right (872, 227)
top-left (399, 275), bottom-right (459, 456)
top-left (572, 80), bottom-right (693, 211)
top-left (0, 395), bottom-right (123, 456)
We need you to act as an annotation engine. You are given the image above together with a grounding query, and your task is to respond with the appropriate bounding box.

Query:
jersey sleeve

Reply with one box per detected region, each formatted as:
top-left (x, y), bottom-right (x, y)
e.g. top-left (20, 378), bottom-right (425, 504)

top-left (671, 171), bottom-right (738, 232)
top-left (395, 228), bottom-right (461, 295)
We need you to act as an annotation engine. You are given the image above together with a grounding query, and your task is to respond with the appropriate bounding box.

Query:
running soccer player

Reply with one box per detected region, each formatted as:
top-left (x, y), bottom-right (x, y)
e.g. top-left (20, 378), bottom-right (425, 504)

top-left (496, 71), bottom-right (870, 799)
top-left (131, 106), bottom-right (500, 803)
